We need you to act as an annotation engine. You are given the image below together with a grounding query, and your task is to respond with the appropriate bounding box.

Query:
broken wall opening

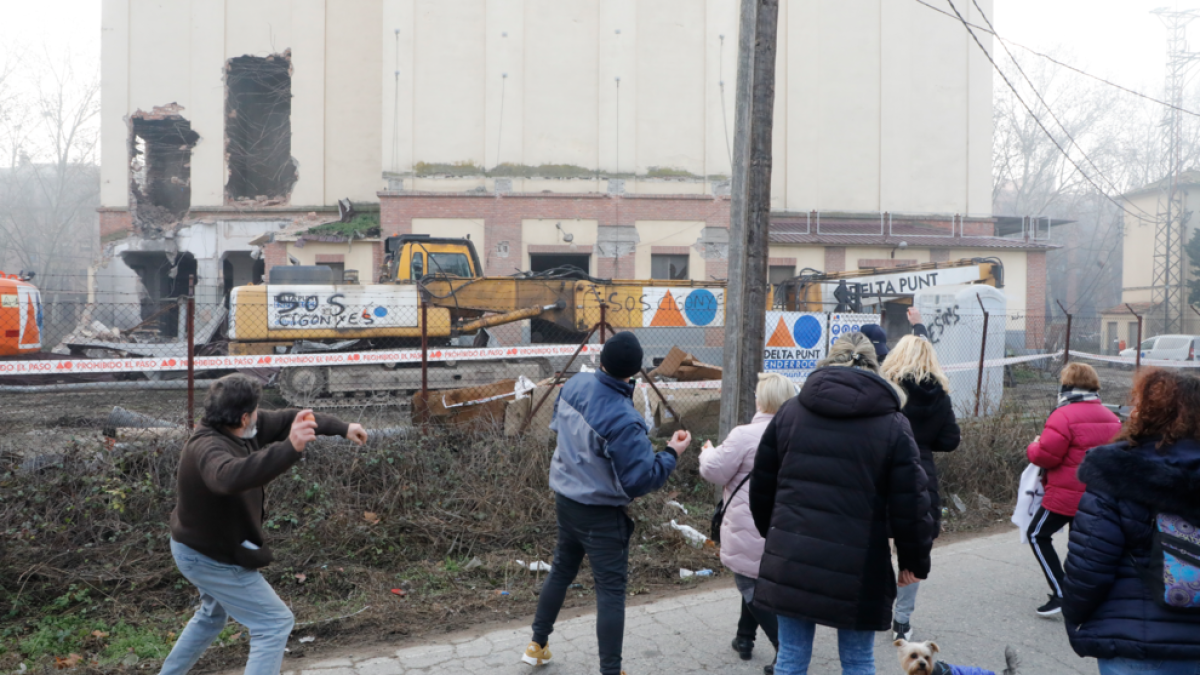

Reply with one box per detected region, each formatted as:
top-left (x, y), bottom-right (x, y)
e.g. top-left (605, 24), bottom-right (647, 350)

top-left (225, 51), bottom-right (297, 204)
top-left (120, 251), bottom-right (197, 338)
top-left (129, 113), bottom-right (199, 229)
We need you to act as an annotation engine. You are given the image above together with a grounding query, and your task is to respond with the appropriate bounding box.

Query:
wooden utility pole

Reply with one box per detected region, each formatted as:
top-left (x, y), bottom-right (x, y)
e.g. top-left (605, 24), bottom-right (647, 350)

top-left (719, 0), bottom-right (780, 441)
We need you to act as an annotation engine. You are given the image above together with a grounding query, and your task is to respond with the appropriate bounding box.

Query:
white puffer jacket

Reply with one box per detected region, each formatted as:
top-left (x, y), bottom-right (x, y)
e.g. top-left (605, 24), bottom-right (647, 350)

top-left (699, 411), bottom-right (774, 579)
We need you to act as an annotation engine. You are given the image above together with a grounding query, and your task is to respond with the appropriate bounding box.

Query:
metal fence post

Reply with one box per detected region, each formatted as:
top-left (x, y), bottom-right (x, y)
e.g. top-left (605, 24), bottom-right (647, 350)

top-left (974, 293), bottom-right (989, 417)
top-left (1056, 300), bottom-right (1071, 365)
top-left (1126, 303), bottom-right (1143, 373)
top-left (186, 275), bottom-right (196, 430)
top-left (599, 302), bottom-right (607, 344)
top-left (420, 300), bottom-right (429, 396)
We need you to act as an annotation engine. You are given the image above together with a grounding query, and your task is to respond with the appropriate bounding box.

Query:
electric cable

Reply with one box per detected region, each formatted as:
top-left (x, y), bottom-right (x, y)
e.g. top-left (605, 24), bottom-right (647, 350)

top-left (912, 0), bottom-right (1200, 119)
top-left (944, 0), bottom-right (1160, 224)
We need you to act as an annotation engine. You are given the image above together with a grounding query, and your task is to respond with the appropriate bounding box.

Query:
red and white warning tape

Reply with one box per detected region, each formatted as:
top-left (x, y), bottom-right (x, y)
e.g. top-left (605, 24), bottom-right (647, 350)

top-left (940, 351), bottom-right (1063, 373)
top-left (0, 344), bottom-right (604, 377)
top-left (1067, 350), bottom-right (1200, 368)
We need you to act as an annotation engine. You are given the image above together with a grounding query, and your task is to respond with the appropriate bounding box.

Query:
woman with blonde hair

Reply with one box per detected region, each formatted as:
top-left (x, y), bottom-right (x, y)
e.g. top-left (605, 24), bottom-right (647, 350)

top-left (750, 332), bottom-right (931, 675)
top-left (700, 372), bottom-right (796, 673)
top-left (880, 334), bottom-right (961, 641)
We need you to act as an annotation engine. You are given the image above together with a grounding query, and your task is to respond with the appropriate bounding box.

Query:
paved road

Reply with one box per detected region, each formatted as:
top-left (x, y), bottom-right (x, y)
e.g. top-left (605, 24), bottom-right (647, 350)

top-left (275, 529), bottom-right (1095, 675)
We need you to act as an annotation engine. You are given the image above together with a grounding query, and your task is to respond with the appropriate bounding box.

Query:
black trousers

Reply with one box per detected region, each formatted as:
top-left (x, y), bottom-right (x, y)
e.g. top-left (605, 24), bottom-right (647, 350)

top-left (531, 494), bottom-right (634, 675)
top-left (736, 596), bottom-right (779, 648)
top-left (1027, 505), bottom-right (1073, 598)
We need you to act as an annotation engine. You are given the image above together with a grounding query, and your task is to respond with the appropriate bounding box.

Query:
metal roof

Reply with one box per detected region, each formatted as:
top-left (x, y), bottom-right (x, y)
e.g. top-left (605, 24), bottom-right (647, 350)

top-left (768, 230), bottom-right (1059, 250)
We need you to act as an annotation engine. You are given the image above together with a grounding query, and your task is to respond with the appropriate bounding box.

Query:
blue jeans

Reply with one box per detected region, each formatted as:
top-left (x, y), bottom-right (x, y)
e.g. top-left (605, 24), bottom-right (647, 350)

top-left (159, 540), bottom-right (294, 675)
top-left (1098, 658), bottom-right (1200, 675)
top-left (776, 615), bottom-right (875, 675)
top-left (894, 582), bottom-right (919, 625)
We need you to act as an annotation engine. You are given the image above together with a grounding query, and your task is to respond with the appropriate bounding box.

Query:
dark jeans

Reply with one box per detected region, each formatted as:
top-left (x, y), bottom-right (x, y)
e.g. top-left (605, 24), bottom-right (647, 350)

top-left (532, 494), bottom-right (634, 675)
top-left (1028, 505), bottom-right (1073, 597)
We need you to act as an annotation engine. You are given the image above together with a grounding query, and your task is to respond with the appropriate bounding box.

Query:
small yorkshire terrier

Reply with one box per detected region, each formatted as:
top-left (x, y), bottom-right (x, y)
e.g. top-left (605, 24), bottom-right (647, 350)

top-left (893, 639), bottom-right (1019, 675)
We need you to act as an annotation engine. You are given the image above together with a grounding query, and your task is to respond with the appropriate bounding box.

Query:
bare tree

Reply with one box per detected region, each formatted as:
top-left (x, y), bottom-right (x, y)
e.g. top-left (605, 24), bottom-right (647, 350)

top-left (989, 49), bottom-right (1176, 317)
top-left (0, 48), bottom-right (100, 300)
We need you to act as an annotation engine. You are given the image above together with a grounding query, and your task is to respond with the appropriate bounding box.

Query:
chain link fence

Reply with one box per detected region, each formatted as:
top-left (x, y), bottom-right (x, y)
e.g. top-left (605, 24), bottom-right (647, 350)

top-left (0, 290), bottom-right (1181, 445)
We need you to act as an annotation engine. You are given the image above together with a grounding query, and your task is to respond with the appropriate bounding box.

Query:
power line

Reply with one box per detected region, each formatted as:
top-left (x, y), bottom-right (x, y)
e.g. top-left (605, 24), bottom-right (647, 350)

top-left (943, 0), bottom-right (1158, 224)
top-left (968, 0), bottom-right (1155, 221)
top-left (912, 0), bottom-right (1200, 119)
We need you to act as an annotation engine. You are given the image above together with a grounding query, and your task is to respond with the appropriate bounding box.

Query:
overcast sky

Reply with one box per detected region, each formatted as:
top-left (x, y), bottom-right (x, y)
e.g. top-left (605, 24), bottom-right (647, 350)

top-left (0, 0), bottom-right (1191, 128)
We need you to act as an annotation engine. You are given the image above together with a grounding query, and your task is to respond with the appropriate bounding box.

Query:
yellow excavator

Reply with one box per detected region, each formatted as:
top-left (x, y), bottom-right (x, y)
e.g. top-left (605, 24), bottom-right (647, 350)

top-left (226, 235), bottom-right (1001, 404)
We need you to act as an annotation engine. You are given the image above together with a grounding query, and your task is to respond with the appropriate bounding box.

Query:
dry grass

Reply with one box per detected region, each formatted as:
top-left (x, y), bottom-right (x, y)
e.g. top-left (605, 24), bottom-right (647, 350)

top-left (0, 427), bottom-right (722, 672)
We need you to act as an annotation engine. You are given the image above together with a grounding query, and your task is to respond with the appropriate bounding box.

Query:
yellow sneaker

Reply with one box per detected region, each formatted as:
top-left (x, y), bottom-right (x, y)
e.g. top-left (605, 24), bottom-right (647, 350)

top-left (520, 641), bottom-right (552, 666)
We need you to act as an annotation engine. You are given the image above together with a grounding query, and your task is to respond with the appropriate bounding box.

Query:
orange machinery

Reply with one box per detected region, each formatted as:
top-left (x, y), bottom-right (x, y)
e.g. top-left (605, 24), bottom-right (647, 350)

top-left (0, 274), bottom-right (43, 356)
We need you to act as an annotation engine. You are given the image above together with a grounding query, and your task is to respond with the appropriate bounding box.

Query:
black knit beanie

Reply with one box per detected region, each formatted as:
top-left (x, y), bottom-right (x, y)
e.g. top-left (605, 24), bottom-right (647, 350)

top-left (600, 332), bottom-right (644, 380)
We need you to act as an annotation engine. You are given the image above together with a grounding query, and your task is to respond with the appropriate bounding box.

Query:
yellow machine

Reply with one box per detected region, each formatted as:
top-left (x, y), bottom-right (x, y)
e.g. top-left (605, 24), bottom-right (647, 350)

top-left (229, 235), bottom-right (729, 347)
top-left (226, 235), bottom-right (1001, 404)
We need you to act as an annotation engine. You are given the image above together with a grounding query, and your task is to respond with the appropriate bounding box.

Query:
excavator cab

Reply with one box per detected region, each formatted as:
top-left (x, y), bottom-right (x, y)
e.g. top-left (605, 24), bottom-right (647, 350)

top-left (385, 235), bottom-right (484, 282)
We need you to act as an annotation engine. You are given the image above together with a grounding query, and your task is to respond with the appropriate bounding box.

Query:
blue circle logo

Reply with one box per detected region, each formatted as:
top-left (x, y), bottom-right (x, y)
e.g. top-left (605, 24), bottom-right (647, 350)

top-left (374, 307), bottom-right (388, 318)
top-left (793, 315), bottom-right (822, 349)
top-left (683, 289), bottom-right (719, 326)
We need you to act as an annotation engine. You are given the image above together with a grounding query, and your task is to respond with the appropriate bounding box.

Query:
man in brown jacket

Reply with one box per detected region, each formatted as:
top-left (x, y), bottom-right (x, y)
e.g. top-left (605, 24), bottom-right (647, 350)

top-left (159, 374), bottom-right (367, 675)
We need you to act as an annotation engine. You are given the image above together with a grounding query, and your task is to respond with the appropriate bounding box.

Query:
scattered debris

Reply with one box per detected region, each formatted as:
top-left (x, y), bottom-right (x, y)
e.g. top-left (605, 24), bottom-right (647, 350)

top-left (463, 557), bottom-right (484, 571)
top-left (294, 573), bottom-right (307, 583)
top-left (515, 560), bottom-right (552, 572)
top-left (54, 654), bottom-right (83, 670)
top-left (694, 569), bottom-right (714, 577)
top-left (299, 636), bottom-right (316, 644)
top-left (679, 568), bottom-right (695, 578)
top-left (665, 500), bottom-right (689, 515)
top-left (650, 347), bottom-right (723, 381)
top-left (951, 494), bottom-right (967, 513)
top-left (669, 519), bottom-right (711, 548)
top-left (363, 511), bottom-right (381, 525)
top-left (390, 588), bottom-right (407, 597)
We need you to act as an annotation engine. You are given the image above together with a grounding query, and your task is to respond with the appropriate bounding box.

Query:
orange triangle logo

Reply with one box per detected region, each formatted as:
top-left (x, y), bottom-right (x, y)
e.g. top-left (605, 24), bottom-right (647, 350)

top-left (766, 317), bottom-right (795, 347)
top-left (650, 291), bottom-right (687, 327)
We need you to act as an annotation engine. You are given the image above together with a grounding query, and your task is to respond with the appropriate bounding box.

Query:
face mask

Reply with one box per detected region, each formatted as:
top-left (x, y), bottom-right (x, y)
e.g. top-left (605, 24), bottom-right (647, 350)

top-left (239, 424), bottom-right (257, 439)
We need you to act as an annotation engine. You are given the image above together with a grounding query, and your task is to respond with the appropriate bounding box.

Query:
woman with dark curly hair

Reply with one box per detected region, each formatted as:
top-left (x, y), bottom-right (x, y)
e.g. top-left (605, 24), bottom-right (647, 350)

top-left (1063, 369), bottom-right (1200, 675)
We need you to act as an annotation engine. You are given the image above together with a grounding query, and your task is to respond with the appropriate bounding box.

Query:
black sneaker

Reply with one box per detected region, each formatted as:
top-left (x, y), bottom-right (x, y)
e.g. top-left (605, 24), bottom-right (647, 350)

top-left (892, 620), bottom-right (913, 641)
top-left (732, 637), bottom-right (754, 661)
top-left (1037, 595), bottom-right (1063, 616)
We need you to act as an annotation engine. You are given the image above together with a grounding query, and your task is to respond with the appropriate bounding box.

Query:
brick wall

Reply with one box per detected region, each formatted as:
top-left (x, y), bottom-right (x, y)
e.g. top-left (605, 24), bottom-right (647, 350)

top-left (263, 241), bottom-right (287, 279)
top-left (98, 209), bottom-right (133, 240)
top-left (379, 192), bottom-right (732, 277)
top-left (857, 258), bottom-right (918, 269)
top-left (824, 247), bottom-right (846, 273)
top-left (1025, 250), bottom-right (1047, 349)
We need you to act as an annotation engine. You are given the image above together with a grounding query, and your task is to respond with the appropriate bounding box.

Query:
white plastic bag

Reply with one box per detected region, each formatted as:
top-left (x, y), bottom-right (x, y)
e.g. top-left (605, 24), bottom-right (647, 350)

top-left (1011, 463), bottom-right (1045, 544)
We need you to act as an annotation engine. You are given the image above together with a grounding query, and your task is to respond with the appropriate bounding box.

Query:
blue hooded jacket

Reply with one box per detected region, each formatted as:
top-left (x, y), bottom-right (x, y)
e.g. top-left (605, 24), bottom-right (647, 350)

top-left (548, 370), bottom-right (678, 506)
top-left (1062, 438), bottom-right (1200, 660)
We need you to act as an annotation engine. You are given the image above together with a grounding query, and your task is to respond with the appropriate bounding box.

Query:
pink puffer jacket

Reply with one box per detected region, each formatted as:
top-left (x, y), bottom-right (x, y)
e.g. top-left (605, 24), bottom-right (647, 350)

top-left (699, 411), bottom-right (774, 579)
top-left (1026, 399), bottom-right (1122, 517)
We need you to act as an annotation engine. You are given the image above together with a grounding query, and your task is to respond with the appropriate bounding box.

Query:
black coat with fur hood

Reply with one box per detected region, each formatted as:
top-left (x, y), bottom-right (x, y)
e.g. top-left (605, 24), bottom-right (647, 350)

top-left (1062, 438), bottom-right (1200, 660)
top-left (749, 366), bottom-right (933, 631)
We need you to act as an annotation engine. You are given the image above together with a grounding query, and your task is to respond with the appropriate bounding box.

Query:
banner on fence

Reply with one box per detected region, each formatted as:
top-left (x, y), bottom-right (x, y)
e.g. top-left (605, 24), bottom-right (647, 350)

top-left (828, 313), bottom-right (879, 343)
top-left (641, 287), bottom-right (726, 328)
top-left (266, 285), bottom-right (420, 330)
top-left (0, 343), bottom-right (603, 377)
top-left (763, 311), bottom-right (827, 381)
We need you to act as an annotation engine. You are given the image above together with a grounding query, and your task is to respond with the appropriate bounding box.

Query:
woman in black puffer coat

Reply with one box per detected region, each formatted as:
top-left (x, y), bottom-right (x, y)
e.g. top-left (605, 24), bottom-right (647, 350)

top-left (1063, 369), bottom-right (1200, 674)
top-left (750, 332), bottom-right (933, 675)
top-left (880, 334), bottom-right (961, 641)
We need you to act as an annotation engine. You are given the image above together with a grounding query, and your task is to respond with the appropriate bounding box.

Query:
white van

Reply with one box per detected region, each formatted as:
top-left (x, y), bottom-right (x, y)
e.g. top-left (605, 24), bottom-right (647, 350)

top-left (1119, 334), bottom-right (1200, 362)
